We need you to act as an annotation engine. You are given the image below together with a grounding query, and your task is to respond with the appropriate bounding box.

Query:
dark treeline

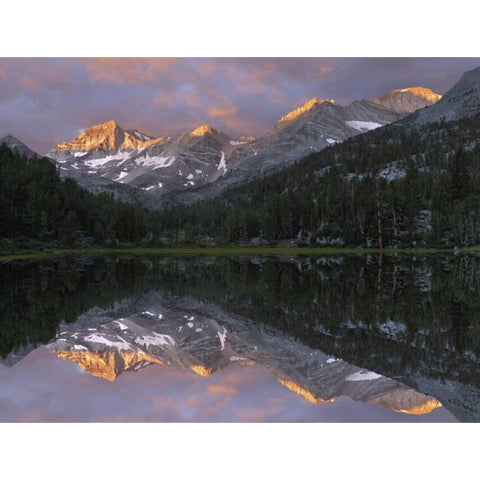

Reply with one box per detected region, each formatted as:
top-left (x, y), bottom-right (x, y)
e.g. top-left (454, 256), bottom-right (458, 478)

top-left (0, 257), bottom-right (151, 359)
top-left (153, 113), bottom-right (480, 248)
top-left (0, 143), bottom-right (146, 250)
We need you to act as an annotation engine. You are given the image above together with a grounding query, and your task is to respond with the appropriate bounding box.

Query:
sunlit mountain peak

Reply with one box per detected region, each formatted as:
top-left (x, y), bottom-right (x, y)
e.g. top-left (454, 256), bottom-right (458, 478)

top-left (190, 124), bottom-right (216, 136)
top-left (279, 97), bottom-right (336, 123)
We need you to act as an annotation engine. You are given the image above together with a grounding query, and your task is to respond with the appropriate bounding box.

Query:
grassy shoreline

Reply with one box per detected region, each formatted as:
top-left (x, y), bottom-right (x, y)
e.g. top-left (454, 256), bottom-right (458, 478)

top-left (1, 245), bottom-right (480, 262)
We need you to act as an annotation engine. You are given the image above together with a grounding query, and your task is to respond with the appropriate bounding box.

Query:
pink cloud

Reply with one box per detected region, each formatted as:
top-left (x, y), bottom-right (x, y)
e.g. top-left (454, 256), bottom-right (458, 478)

top-left (184, 92), bottom-right (202, 106)
top-left (207, 105), bottom-right (238, 118)
top-left (316, 65), bottom-right (335, 76)
top-left (153, 91), bottom-right (175, 107)
top-left (84, 58), bottom-right (179, 85)
top-left (194, 61), bottom-right (219, 76)
top-left (220, 116), bottom-right (266, 136)
top-left (19, 75), bottom-right (40, 90)
top-left (153, 394), bottom-right (175, 410)
top-left (1, 57), bottom-right (477, 156)
top-left (184, 381), bottom-right (241, 419)
top-left (207, 384), bottom-right (238, 396)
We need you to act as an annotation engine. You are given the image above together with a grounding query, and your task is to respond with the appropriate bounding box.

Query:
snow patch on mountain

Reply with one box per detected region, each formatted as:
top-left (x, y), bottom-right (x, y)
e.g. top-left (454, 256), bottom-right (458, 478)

top-left (326, 358), bottom-right (339, 364)
top-left (83, 334), bottom-right (131, 351)
top-left (85, 151), bottom-right (132, 168)
top-left (135, 154), bottom-right (176, 169)
top-left (116, 171), bottom-right (129, 182)
top-left (113, 321), bottom-right (129, 331)
top-left (346, 121), bottom-right (382, 131)
top-left (218, 327), bottom-right (227, 350)
top-left (217, 151), bottom-right (227, 173)
top-left (346, 371), bottom-right (383, 381)
top-left (133, 130), bottom-right (153, 141)
top-left (135, 332), bottom-right (175, 348)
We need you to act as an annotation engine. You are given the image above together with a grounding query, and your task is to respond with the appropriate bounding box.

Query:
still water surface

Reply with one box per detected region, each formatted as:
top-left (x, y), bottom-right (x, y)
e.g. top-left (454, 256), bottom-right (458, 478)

top-left (1, 253), bottom-right (479, 422)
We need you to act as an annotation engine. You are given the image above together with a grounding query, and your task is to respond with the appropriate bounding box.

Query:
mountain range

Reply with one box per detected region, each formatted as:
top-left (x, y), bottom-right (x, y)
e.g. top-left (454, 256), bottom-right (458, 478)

top-left (49, 122), bottom-right (238, 201)
top-left (3, 67), bottom-right (480, 216)
top-left (36, 86), bottom-right (441, 209)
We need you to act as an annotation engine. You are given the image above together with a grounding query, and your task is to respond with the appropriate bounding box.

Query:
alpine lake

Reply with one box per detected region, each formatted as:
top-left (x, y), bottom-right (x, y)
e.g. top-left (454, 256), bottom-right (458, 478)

top-left (1, 249), bottom-right (479, 422)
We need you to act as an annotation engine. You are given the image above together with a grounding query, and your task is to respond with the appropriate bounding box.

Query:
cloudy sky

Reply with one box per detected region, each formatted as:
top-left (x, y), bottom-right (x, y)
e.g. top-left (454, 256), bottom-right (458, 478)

top-left (0, 347), bottom-right (454, 422)
top-left (1, 57), bottom-right (479, 154)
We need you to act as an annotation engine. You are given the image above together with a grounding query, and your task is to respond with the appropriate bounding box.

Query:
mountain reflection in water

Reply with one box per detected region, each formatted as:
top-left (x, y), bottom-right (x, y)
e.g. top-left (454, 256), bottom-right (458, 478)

top-left (1, 253), bottom-right (479, 422)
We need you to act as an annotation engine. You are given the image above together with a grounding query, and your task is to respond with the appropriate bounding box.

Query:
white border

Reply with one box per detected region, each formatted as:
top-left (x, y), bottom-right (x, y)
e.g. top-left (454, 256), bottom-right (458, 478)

top-left (1, 0), bottom-right (479, 57)
top-left (1, 423), bottom-right (477, 478)
top-left (1, 0), bottom-right (478, 477)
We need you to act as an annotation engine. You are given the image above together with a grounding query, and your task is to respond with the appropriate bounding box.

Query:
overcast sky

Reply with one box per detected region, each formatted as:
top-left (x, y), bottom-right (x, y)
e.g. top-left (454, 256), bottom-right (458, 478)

top-left (1, 57), bottom-right (479, 154)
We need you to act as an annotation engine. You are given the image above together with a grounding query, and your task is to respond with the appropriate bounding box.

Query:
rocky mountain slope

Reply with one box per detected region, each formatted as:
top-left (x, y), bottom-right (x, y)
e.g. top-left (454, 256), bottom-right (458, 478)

top-left (57, 169), bottom-right (154, 208)
top-left (0, 134), bottom-right (39, 159)
top-left (160, 97), bottom-right (407, 206)
top-left (414, 66), bottom-right (480, 124)
top-left (372, 87), bottom-right (441, 114)
top-left (157, 88), bottom-right (441, 207)
top-left (226, 97), bottom-right (403, 172)
top-left (48, 122), bottom-right (245, 202)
